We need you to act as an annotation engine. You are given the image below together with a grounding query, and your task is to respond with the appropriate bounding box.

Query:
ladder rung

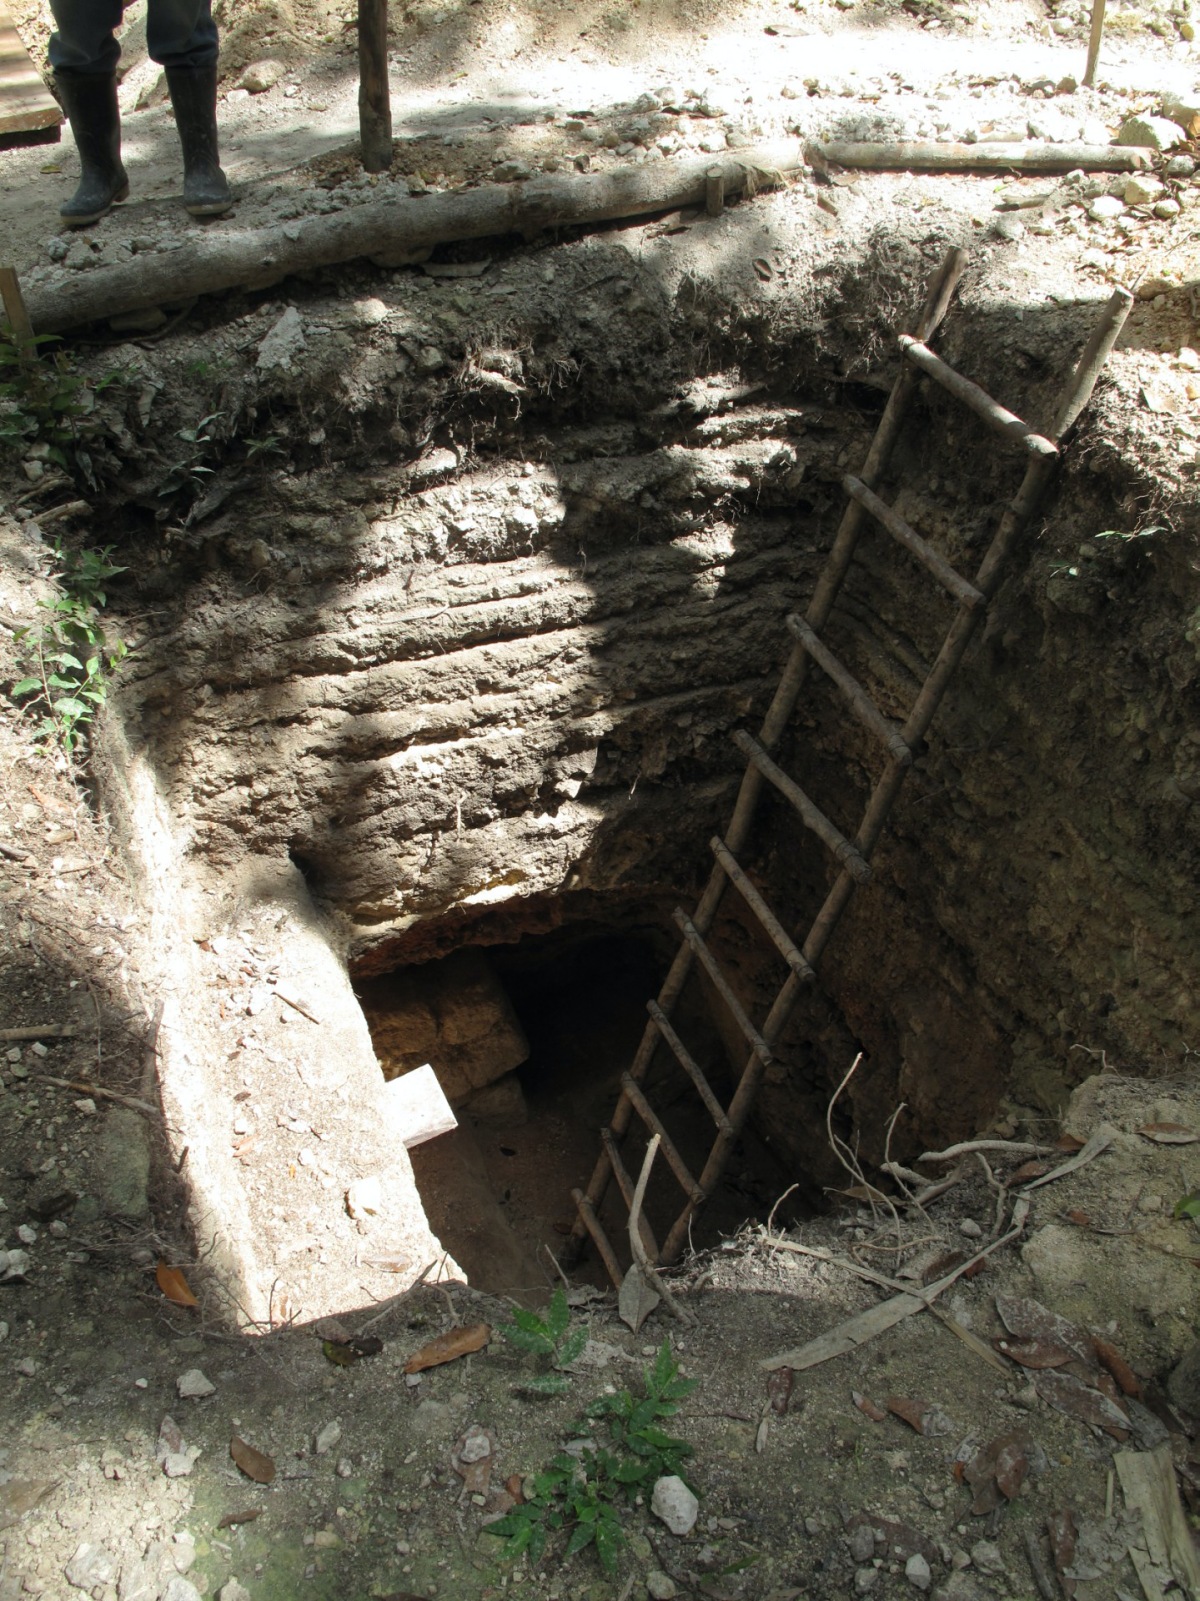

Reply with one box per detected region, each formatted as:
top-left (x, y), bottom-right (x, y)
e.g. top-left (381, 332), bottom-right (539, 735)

top-left (601, 1127), bottom-right (659, 1259)
top-left (733, 729), bottom-right (872, 885)
top-left (571, 1188), bottom-right (624, 1286)
top-left (898, 336), bottom-right (1058, 458)
top-left (842, 475), bottom-right (986, 612)
top-left (620, 1073), bottom-right (705, 1206)
top-left (647, 999), bottom-right (734, 1137)
top-left (709, 836), bottom-right (814, 984)
top-left (672, 909), bottom-right (773, 1067)
top-left (787, 615), bottom-right (912, 768)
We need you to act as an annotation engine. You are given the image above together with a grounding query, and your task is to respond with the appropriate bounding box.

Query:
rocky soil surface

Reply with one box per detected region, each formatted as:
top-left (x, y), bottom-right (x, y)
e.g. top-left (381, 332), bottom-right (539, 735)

top-left (1, 0), bottom-right (1199, 1598)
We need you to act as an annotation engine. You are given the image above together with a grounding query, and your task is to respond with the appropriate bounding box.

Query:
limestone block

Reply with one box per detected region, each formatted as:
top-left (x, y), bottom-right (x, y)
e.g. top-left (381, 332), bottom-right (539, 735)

top-left (360, 949), bottom-right (529, 1104)
top-left (382, 1063), bottom-right (458, 1147)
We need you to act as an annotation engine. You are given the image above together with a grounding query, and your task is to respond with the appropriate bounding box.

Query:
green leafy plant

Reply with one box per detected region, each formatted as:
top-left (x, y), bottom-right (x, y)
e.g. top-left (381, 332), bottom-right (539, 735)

top-left (584, 1337), bottom-right (697, 1488)
top-left (1174, 1191), bottom-right (1200, 1223)
top-left (489, 1340), bottom-right (697, 1577)
top-left (497, 1286), bottom-right (588, 1394)
top-left (9, 543), bottom-right (128, 754)
top-left (156, 410), bottom-right (225, 505)
top-left (488, 1448), bottom-right (626, 1572)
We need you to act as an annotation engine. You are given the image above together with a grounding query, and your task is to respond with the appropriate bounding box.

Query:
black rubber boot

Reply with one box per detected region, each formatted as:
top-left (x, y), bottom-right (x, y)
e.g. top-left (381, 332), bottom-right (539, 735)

top-left (54, 71), bottom-right (129, 227)
top-left (165, 65), bottom-right (233, 217)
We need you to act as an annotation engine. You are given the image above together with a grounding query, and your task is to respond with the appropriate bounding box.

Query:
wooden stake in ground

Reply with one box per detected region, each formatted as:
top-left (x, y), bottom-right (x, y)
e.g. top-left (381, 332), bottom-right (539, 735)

top-left (0, 265), bottom-right (35, 361)
top-left (1083, 0), bottom-right (1107, 88)
top-left (357, 0), bottom-right (392, 174)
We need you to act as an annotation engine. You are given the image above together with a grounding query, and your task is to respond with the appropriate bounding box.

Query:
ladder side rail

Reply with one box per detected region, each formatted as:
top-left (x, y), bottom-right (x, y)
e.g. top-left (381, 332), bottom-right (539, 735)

top-left (658, 962), bottom-right (809, 1263)
top-left (571, 1189), bottom-right (625, 1287)
top-left (565, 247), bottom-right (968, 1266)
top-left (657, 281), bottom-right (1134, 1272)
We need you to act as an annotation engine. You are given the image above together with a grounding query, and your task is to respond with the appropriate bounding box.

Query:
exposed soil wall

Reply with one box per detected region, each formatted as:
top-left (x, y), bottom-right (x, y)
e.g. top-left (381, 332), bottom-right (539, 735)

top-left (58, 202), bottom-right (1199, 1191)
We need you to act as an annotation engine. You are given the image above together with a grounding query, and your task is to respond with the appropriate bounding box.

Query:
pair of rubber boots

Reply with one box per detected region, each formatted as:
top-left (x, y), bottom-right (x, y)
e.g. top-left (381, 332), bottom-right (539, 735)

top-left (55, 66), bottom-right (232, 227)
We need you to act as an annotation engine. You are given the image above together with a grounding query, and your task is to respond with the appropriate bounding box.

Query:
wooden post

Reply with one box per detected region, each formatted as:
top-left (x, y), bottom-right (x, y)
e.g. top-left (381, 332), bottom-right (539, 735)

top-left (357, 0), bottom-right (392, 173)
top-left (0, 265), bottom-right (35, 363)
top-left (1083, 0), bottom-right (1106, 87)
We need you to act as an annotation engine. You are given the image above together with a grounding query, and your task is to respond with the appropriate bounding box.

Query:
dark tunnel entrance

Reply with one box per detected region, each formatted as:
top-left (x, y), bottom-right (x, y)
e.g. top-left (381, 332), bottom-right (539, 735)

top-left (354, 920), bottom-right (807, 1297)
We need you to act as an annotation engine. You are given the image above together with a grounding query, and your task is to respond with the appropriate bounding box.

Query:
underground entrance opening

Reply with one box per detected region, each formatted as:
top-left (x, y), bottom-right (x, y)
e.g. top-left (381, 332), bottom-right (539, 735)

top-left (353, 918), bottom-right (807, 1296)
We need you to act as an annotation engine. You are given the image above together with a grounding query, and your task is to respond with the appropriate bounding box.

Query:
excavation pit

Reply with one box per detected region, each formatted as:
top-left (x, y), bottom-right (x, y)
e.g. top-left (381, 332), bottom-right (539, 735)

top-left (354, 921), bottom-right (806, 1296)
top-left (5, 180), bottom-right (1194, 1334)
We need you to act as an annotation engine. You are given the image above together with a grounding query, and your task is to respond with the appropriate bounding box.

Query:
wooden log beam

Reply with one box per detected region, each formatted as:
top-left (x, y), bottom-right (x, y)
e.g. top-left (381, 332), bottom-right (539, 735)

top-left (811, 140), bottom-right (1151, 173)
top-left (357, 0), bottom-right (392, 173)
top-left (23, 140), bottom-right (804, 335)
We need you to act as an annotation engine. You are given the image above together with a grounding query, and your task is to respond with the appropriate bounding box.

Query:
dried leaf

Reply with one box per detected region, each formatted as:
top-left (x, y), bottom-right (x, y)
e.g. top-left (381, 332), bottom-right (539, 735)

top-left (921, 1250), bottom-right (966, 1284)
top-left (853, 1390), bottom-right (888, 1422)
top-left (156, 1260), bottom-right (199, 1308)
top-left (964, 1427), bottom-right (1033, 1516)
top-left (994, 1436), bottom-right (1030, 1500)
top-left (1055, 1134), bottom-right (1086, 1152)
top-left (1035, 1371), bottom-right (1130, 1438)
top-left (361, 1253), bottom-right (411, 1273)
top-left (322, 1340), bottom-right (358, 1368)
top-left (403, 1323), bottom-right (490, 1374)
top-left (230, 1435), bottom-right (276, 1484)
top-left (618, 1262), bottom-right (661, 1333)
top-left (995, 1337), bottom-right (1076, 1369)
top-left (994, 1295), bottom-right (1092, 1363)
top-left (886, 1396), bottom-right (953, 1436)
top-left (1046, 1508), bottom-right (1078, 1599)
top-left (844, 1513), bottom-right (938, 1563)
top-left (1009, 1161), bottom-right (1050, 1183)
top-left (1092, 1338), bottom-right (1142, 1398)
top-left (767, 1366), bottom-right (794, 1416)
top-left (1137, 1122), bottom-right (1199, 1145)
top-left (505, 1472), bottom-right (525, 1504)
top-left (1064, 1209), bottom-right (1093, 1227)
top-left (216, 1509), bottom-right (262, 1529)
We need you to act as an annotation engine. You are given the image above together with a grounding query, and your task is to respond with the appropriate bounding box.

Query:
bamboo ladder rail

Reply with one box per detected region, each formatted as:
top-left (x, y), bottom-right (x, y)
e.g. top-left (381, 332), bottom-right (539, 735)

top-left (566, 247), bottom-right (1133, 1282)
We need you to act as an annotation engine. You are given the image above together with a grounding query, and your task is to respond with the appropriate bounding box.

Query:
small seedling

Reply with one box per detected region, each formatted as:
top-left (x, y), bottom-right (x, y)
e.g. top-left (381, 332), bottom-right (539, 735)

top-left (1174, 1191), bottom-right (1200, 1223)
top-left (585, 1338), bottom-right (697, 1489)
top-left (498, 1286), bottom-right (588, 1394)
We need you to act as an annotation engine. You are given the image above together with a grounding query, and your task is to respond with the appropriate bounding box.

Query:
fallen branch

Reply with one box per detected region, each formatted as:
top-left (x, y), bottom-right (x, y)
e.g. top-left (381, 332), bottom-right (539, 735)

top-left (630, 1135), bottom-right (695, 1326)
top-left (272, 989), bottom-right (322, 1025)
top-left (759, 1232), bottom-right (1009, 1375)
top-left (24, 142), bottom-right (804, 335)
top-left (760, 1197), bottom-right (1029, 1372)
top-left (0, 1024), bottom-right (78, 1041)
top-left (811, 140), bottom-right (1151, 174)
top-left (918, 1138), bottom-right (1054, 1164)
top-left (26, 1071), bottom-right (160, 1117)
top-left (1020, 1128), bottom-right (1112, 1189)
top-left (0, 841), bottom-right (36, 864)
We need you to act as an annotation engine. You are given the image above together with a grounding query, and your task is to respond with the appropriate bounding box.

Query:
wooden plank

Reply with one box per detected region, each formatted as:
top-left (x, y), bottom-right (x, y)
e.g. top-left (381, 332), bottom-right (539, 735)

top-left (0, 0), bottom-right (63, 138)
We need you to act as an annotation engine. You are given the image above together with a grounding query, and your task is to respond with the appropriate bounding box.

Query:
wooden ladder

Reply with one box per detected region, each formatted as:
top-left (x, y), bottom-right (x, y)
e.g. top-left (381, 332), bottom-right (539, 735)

top-left (566, 247), bottom-right (1132, 1286)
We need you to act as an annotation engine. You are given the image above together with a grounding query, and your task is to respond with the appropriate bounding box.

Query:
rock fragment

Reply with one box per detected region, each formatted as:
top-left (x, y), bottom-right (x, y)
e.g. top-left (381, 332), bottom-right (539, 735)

top-left (651, 1474), bottom-right (698, 1535)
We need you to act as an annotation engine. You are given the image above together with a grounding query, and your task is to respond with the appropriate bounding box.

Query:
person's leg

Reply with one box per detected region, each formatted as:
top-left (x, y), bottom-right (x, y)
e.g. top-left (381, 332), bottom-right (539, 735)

top-left (48, 0), bottom-right (124, 74)
top-left (47, 0), bottom-right (129, 226)
top-left (144, 0), bottom-right (218, 69)
top-left (149, 0), bottom-right (232, 216)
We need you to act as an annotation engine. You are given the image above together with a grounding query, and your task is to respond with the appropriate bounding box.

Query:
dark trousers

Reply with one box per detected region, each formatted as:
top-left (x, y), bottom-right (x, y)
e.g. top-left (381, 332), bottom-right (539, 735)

top-left (49, 0), bottom-right (218, 74)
